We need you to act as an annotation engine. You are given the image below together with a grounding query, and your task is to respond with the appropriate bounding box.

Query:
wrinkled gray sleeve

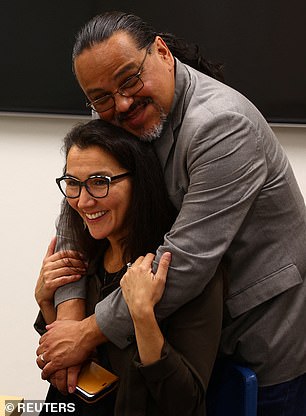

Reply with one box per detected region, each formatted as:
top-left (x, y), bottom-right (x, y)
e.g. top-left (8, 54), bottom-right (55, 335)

top-left (53, 223), bottom-right (87, 307)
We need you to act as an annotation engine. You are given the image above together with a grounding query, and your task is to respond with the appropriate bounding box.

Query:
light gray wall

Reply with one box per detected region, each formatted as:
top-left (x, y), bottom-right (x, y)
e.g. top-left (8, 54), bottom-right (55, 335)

top-left (0, 114), bottom-right (89, 400)
top-left (0, 114), bottom-right (305, 399)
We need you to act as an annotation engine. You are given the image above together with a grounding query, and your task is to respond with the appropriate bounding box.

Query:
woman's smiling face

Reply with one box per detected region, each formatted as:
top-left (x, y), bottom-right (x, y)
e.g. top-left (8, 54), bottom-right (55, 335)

top-left (66, 145), bottom-right (132, 243)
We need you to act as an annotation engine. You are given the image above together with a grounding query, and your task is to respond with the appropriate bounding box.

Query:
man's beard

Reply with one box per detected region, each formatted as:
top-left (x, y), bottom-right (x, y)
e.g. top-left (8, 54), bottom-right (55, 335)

top-left (115, 97), bottom-right (168, 142)
top-left (139, 109), bottom-right (167, 142)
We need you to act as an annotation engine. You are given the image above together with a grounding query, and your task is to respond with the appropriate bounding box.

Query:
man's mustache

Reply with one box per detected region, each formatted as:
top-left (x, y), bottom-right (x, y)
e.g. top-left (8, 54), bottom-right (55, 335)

top-left (116, 97), bottom-right (153, 122)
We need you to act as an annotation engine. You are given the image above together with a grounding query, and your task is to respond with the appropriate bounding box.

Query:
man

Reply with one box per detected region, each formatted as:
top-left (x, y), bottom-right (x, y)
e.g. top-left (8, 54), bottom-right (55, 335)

top-left (37, 11), bottom-right (306, 414)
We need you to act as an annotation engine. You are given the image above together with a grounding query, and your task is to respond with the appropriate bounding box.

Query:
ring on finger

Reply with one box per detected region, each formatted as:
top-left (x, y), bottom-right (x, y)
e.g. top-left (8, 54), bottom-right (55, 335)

top-left (40, 353), bottom-right (46, 363)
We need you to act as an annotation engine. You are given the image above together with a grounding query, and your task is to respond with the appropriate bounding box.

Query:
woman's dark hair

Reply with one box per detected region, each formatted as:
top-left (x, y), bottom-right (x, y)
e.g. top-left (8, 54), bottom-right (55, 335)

top-left (58, 119), bottom-right (176, 264)
top-left (72, 10), bottom-right (224, 82)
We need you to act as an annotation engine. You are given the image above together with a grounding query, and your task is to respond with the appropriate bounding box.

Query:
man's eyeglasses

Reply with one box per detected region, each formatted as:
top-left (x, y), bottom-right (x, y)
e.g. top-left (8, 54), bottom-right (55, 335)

top-left (86, 48), bottom-right (150, 113)
top-left (56, 172), bottom-right (131, 199)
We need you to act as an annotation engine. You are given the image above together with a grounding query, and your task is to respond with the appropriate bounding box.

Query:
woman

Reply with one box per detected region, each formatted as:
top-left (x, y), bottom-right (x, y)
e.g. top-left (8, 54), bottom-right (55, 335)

top-left (35, 119), bottom-right (223, 415)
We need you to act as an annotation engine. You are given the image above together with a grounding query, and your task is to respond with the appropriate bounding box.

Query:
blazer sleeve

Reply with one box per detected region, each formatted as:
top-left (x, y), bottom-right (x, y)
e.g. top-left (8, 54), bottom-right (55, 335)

top-left (53, 218), bottom-right (87, 307)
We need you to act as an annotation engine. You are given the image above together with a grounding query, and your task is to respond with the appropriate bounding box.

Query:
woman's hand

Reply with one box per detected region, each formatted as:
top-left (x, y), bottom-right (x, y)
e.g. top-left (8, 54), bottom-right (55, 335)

top-left (35, 237), bottom-right (87, 307)
top-left (48, 365), bottom-right (82, 395)
top-left (120, 252), bottom-right (171, 365)
top-left (120, 252), bottom-right (171, 319)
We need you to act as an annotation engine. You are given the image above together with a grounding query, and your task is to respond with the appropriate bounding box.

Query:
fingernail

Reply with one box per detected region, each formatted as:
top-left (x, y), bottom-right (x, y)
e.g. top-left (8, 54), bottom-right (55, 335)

top-left (163, 252), bottom-right (172, 261)
top-left (68, 385), bottom-right (75, 394)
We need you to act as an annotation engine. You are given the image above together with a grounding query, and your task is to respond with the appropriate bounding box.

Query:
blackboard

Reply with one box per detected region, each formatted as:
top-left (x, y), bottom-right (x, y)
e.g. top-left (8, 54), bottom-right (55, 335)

top-left (1, 0), bottom-right (305, 123)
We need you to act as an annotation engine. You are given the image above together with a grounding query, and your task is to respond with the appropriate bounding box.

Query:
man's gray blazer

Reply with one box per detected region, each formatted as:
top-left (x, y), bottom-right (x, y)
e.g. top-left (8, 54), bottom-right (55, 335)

top-left (55, 59), bottom-right (306, 386)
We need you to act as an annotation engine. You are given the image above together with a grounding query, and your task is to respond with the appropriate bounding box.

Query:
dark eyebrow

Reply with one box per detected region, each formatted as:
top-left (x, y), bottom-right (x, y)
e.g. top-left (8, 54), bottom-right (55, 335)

top-left (89, 171), bottom-right (109, 177)
top-left (65, 171), bottom-right (109, 178)
top-left (86, 87), bottom-right (107, 96)
top-left (63, 173), bottom-right (79, 179)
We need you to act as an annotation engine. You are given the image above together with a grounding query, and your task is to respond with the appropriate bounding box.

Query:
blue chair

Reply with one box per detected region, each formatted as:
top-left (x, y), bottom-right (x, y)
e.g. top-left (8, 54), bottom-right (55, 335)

top-left (206, 360), bottom-right (258, 416)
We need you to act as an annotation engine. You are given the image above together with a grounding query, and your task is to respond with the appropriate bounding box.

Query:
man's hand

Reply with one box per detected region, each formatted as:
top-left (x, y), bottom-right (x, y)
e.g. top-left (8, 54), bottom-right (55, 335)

top-left (36, 315), bottom-right (107, 380)
top-left (35, 237), bottom-right (86, 309)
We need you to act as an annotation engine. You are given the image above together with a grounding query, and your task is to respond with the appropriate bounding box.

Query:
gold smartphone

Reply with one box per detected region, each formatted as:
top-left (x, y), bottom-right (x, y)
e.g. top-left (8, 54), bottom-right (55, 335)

top-left (74, 360), bottom-right (119, 403)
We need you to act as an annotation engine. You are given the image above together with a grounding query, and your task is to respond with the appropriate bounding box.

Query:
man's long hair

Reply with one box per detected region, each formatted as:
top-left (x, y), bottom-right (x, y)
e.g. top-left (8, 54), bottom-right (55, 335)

top-left (72, 11), bottom-right (224, 82)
